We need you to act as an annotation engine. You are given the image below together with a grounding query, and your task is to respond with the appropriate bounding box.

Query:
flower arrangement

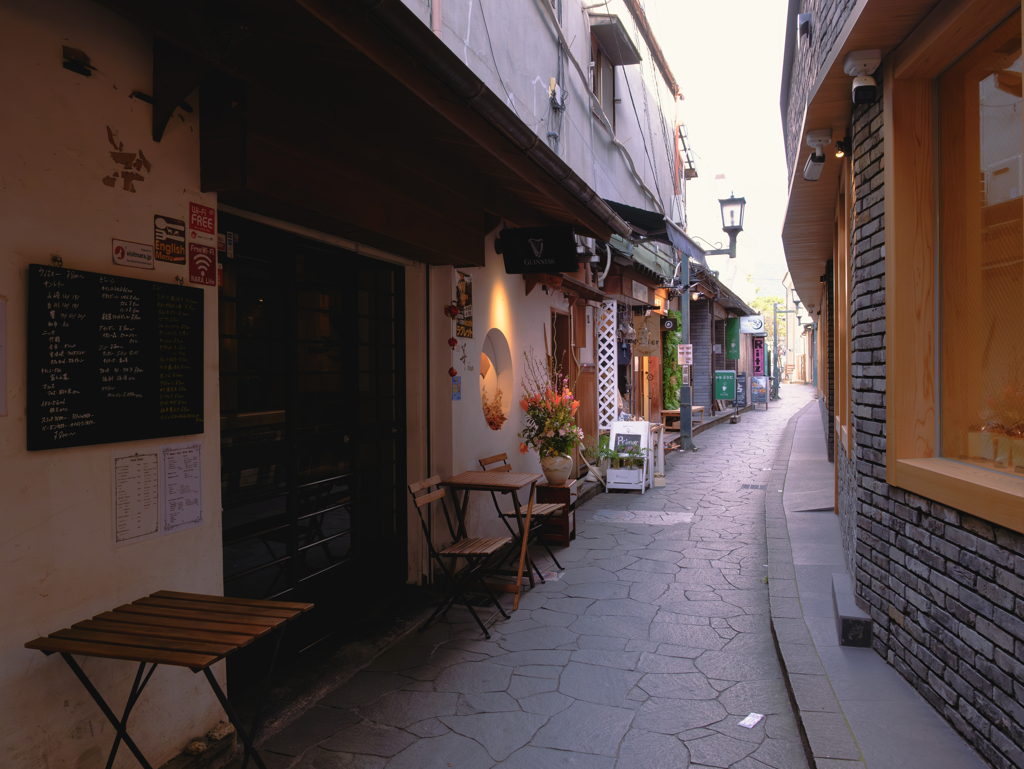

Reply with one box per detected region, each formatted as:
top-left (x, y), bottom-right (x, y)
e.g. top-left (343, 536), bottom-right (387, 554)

top-left (482, 386), bottom-right (507, 431)
top-left (517, 351), bottom-right (583, 459)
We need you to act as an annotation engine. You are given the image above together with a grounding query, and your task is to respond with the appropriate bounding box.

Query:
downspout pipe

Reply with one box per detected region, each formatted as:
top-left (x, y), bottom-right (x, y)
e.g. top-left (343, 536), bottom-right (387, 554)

top-left (430, 0), bottom-right (441, 37)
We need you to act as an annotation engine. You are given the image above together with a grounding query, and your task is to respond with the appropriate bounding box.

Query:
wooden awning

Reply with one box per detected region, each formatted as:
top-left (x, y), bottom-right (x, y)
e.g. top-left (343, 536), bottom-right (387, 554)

top-left (101, 0), bottom-right (631, 266)
top-left (780, 0), bottom-right (938, 312)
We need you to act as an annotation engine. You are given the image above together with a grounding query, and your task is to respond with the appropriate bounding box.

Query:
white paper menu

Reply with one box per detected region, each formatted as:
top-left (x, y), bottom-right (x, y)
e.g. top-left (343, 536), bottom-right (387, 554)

top-left (112, 451), bottom-right (160, 545)
top-left (161, 441), bottom-right (203, 534)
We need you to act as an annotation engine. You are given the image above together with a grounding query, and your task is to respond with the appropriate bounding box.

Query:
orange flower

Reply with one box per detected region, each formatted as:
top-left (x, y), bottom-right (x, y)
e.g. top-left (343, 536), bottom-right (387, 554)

top-left (519, 442), bottom-right (528, 455)
top-left (520, 399), bottom-right (529, 411)
top-left (571, 400), bottom-right (579, 415)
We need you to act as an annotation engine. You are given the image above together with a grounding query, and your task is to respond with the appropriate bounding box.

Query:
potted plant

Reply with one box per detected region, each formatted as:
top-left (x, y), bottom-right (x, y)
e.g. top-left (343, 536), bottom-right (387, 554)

top-left (518, 351), bottom-right (584, 486)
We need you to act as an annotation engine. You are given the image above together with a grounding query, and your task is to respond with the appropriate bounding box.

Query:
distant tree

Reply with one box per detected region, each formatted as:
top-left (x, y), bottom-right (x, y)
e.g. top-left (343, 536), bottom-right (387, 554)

top-left (747, 294), bottom-right (785, 352)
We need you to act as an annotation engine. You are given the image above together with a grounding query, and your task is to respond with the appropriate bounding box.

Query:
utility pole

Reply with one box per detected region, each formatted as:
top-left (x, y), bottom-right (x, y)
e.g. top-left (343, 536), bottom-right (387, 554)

top-left (677, 259), bottom-right (694, 451)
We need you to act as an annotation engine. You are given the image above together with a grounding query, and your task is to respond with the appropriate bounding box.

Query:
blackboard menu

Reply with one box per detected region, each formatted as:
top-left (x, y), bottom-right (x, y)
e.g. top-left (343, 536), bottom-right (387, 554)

top-left (27, 265), bottom-right (204, 450)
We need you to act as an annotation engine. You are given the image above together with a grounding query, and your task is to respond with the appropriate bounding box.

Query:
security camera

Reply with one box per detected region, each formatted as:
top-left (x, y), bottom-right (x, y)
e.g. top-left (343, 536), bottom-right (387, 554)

top-left (844, 50), bottom-right (881, 104)
top-left (803, 129), bottom-right (832, 182)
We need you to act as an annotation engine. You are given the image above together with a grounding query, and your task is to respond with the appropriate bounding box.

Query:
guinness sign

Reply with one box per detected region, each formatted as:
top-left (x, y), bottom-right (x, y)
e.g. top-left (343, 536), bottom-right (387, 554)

top-left (495, 226), bottom-right (579, 274)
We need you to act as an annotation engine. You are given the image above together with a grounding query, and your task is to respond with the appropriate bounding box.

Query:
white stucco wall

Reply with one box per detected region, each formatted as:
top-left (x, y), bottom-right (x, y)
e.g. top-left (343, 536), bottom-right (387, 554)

top-left (440, 229), bottom-right (581, 541)
top-left (0, 2), bottom-right (224, 767)
top-left (401, 0), bottom-right (680, 218)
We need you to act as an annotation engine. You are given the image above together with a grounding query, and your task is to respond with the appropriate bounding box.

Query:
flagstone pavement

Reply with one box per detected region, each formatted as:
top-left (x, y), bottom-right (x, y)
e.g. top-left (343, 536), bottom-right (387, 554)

top-left (260, 385), bottom-right (817, 769)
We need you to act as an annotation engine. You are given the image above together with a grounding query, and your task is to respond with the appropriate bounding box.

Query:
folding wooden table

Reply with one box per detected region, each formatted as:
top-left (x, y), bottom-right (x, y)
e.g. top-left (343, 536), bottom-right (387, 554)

top-left (438, 471), bottom-right (541, 609)
top-left (25, 590), bottom-right (312, 769)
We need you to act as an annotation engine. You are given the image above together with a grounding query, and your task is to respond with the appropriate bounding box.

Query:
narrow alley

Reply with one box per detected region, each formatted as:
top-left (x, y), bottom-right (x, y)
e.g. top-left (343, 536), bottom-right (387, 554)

top-left (256, 387), bottom-right (816, 769)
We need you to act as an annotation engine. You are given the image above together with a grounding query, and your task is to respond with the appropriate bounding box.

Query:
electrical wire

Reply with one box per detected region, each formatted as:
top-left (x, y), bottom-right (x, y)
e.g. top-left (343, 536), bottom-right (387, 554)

top-left (530, 0), bottom-right (665, 213)
top-left (477, 0), bottom-right (521, 118)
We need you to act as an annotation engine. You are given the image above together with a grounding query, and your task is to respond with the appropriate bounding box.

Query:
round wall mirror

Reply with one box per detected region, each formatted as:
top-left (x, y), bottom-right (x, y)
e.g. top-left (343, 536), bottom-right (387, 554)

top-left (480, 329), bottom-right (513, 431)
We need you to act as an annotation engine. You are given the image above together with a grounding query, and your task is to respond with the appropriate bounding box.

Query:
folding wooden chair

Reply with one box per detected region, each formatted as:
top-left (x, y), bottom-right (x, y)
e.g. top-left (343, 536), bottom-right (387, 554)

top-left (408, 476), bottom-right (511, 639)
top-left (478, 454), bottom-right (565, 577)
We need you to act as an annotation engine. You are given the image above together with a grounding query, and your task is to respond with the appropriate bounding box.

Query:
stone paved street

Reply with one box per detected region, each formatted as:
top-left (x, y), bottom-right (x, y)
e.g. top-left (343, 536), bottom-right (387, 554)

top-left (263, 385), bottom-right (816, 769)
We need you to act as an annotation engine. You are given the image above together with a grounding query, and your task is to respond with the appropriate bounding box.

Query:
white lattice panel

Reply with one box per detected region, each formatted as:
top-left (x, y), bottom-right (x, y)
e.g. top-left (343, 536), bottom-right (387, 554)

top-left (598, 300), bottom-right (618, 429)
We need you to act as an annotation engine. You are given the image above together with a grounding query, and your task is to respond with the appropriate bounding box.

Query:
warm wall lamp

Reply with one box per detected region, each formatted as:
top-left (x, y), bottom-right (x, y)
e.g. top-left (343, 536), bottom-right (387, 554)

top-left (703, 193), bottom-right (746, 259)
top-left (834, 137), bottom-right (849, 158)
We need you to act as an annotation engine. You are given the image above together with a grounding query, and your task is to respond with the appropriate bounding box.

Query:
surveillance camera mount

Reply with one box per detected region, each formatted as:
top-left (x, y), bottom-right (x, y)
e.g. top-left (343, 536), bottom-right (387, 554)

top-left (843, 50), bottom-right (882, 78)
top-left (806, 129), bottom-right (833, 157)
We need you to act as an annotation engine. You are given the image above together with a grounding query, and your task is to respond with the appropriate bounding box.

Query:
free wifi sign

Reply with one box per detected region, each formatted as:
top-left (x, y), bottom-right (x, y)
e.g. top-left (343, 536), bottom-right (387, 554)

top-left (189, 243), bottom-right (216, 286)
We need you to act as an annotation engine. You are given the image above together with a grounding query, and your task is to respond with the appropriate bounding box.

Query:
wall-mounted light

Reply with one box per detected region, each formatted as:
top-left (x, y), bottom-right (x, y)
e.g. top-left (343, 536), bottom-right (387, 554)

top-left (691, 292), bottom-right (701, 301)
top-left (834, 137), bottom-right (849, 158)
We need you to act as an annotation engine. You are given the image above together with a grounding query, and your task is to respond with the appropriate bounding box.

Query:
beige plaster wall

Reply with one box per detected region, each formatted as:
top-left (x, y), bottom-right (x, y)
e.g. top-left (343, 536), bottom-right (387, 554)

top-left (0, 2), bottom-right (224, 767)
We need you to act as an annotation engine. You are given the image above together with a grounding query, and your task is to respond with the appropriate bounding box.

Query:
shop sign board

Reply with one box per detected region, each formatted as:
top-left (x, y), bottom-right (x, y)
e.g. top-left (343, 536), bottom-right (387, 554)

top-left (735, 372), bottom-right (747, 406)
top-left (631, 315), bottom-right (660, 357)
top-left (726, 318), bottom-right (740, 360)
top-left (751, 375), bottom-right (768, 404)
top-left (112, 239), bottom-right (155, 270)
top-left (632, 281), bottom-right (649, 303)
top-left (678, 343), bottom-right (693, 365)
top-left (154, 215), bottom-right (186, 264)
top-left (753, 336), bottom-right (766, 375)
top-left (740, 315), bottom-right (766, 334)
top-left (715, 370), bottom-right (736, 400)
top-left (497, 225), bottom-right (578, 274)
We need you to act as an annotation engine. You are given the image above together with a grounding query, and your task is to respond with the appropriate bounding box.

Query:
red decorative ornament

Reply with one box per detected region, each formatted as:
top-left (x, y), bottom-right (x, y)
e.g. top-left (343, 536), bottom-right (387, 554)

top-left (448, 337), bottom-right (458, 348)
top-left (448, 367), bottom-right (458, 378)
top-left (443, 304), bottom-right (454, 318)
top-left (448, 301), bottom-right (459, 317)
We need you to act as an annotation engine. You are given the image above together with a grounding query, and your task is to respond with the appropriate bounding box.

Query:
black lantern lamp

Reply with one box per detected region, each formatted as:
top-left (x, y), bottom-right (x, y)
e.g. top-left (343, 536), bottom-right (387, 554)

top-left (705, 192), bottom-right (747, 258)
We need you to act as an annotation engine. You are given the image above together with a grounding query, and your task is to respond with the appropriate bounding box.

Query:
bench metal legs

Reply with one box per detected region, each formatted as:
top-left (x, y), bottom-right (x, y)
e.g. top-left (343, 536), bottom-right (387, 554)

top-left (58, 628), bottom-right (286, 769)
top-left (60, 654), bottom-right (157, 769)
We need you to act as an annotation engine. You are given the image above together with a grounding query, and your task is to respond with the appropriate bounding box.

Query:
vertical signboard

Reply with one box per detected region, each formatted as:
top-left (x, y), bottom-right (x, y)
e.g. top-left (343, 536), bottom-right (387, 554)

top-left (753, 336), bottom-right (765, 375)
top-left (714, 370), bottom-right (736, 401)
top-left (726, 318), bottom-right (740, 360)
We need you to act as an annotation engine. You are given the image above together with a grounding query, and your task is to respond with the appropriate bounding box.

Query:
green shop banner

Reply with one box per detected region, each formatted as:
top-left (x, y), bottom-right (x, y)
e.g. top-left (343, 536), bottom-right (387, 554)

top-left (714, 370), bottom-right (736, 400)
top-left (726, 318), bottom-right (740, 360)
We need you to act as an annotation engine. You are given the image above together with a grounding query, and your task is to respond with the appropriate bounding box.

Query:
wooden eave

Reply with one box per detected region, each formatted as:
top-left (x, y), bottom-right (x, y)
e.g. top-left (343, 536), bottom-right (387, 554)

top-left (780, 0), bottom-right (940, 312)
top-left (97, 0), bottom-right (630, 266)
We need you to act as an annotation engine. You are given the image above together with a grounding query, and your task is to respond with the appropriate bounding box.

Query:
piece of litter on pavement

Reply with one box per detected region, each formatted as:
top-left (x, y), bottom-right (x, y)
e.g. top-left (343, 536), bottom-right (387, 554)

top-left (541, 571), bottom-right (561, 581)
top-left (738, 713), bottom-right (764, 728)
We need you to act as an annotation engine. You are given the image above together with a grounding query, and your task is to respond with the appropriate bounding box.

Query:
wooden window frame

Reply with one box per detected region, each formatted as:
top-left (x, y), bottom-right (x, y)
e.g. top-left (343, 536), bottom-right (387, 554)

top-left (886, 0), bottom-right (1024, 533)
top-left (835, 160), bottom-right (852, 456)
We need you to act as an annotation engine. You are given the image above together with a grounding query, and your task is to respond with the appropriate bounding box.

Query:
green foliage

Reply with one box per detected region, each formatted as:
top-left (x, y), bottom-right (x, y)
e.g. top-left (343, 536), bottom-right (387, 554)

top-left (747, 294), bottom-right (784, 350)
top-left (662, 310), bottom-right (682, 410)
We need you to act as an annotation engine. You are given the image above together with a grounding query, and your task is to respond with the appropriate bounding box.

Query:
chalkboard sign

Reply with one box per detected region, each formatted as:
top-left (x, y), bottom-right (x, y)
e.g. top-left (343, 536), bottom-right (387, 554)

top-left (27, 265), bottom-right (204, 450)
top-left (614, 433), bottom-right (642, 453)
top-left (735, 373), bottom-right (747, 406)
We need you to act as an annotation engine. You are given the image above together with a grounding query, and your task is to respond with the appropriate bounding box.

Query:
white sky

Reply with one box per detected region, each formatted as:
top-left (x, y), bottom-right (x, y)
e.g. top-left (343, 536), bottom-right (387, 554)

top-left (645, 0), bottom-right (790, 302)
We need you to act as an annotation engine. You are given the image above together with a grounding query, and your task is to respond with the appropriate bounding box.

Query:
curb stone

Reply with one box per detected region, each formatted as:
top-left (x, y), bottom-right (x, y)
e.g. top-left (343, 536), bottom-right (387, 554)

top-left (765, 401), bottom-right (866, 769)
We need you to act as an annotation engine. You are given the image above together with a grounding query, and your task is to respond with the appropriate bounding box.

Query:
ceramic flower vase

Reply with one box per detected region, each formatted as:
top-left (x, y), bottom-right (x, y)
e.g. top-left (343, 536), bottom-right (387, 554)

top-left (541, 454), bottom-right (573, 485)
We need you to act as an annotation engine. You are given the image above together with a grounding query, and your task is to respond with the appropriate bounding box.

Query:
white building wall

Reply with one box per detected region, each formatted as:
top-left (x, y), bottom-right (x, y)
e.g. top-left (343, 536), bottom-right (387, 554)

top-left (0, 3), bottom-right (224, 767)
top-left (402, 0), bottom-right (681, 218)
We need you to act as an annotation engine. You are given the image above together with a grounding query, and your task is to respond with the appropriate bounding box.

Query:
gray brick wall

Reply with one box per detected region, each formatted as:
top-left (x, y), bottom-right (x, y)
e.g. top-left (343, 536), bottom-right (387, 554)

top-left (838, 440), bottom-right (857, 576)
top-left (845, 80), bottom-right (1024, 769)
top-left (783, 0), bottom-right (859, 179)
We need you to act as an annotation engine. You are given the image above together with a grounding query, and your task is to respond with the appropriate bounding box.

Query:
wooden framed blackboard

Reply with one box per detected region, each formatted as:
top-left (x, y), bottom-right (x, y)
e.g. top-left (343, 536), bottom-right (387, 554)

top-left (27, 265), bottom-right (204, 450)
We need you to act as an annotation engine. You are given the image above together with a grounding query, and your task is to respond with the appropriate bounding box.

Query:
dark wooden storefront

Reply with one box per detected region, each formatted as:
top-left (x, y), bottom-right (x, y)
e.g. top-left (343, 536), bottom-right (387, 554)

top-left (218, 212), bottom-right (406, 677)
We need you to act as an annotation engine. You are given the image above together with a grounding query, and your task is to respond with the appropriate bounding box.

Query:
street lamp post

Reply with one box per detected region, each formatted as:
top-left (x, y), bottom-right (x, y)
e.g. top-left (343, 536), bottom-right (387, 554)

top-left (772, 302), bottom-right (798, 399)
top-left (675, 194), bottom-right (748, 448)
top-left (704, 193), bottom-right (747, 258)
